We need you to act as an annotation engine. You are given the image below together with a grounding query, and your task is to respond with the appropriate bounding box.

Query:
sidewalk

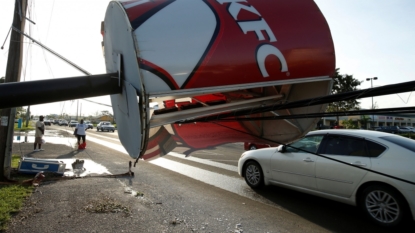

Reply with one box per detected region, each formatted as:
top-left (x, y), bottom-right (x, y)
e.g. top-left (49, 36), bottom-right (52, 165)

top-left (6, 141), bottom-right (174, 233)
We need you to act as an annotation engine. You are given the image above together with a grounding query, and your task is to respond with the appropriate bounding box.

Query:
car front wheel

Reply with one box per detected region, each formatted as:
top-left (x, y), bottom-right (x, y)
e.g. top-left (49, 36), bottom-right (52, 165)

top-left (359, 185), bottom-right (407, 227)
top-left (244, 161), bottom-right (264, 189)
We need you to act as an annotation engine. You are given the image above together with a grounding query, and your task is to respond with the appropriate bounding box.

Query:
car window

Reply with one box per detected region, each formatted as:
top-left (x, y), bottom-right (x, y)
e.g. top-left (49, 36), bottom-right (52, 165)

top-left (321, 135), bottom-right (369, 157)
top-left (366, 140), bottom-right (387, 157)
top-left (286, 135), bottom-right (324, 153)
top-left (380, 136), bottom-right (415, 153)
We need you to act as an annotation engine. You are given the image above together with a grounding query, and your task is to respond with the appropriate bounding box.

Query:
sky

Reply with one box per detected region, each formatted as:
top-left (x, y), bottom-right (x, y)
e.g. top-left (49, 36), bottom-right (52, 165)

top-left (1, 0), bottom-right (414, 117)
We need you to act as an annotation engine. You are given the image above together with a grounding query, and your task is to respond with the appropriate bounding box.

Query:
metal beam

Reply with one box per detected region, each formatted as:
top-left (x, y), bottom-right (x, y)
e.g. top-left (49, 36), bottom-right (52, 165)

top-left (0, 72), bottom-right (121, 109)
top-left (179, 80), bottom-right (415, 123)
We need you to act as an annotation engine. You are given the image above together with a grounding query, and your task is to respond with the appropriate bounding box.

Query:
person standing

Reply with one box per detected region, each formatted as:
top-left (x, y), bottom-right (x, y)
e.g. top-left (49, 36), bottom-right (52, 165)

top-left (75, 119), bottom-right (88, 149)
top-left (34, 115), bottom-right (45, 152)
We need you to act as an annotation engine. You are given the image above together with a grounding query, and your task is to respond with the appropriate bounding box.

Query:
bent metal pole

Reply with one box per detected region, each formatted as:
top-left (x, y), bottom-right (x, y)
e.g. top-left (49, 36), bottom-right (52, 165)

top-left (0, 72), bottom-right (121, 109)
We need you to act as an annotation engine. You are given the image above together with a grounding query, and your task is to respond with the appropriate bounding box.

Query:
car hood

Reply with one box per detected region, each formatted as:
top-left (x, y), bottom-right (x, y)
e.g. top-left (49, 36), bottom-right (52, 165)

top-left (242, 147), bottom-right (277, 158)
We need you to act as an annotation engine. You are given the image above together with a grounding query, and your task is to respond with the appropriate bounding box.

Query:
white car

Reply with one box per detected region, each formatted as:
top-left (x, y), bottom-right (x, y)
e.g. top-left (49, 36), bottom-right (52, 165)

top-left (84, 121), bottom-right (94, 129)
top-left (69, 120), bottom-right (78, 127)
top-left (400, 126), bottom-right (415, 133)
top-left (238, 129), bottom-right (415, 227)
top-left (96, 121), bottom-right (115, 132)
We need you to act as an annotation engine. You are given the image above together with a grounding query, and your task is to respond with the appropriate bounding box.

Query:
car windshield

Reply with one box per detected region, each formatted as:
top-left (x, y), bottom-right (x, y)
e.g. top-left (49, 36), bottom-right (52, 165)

top-left (380, 136), bottom-right (415, 153)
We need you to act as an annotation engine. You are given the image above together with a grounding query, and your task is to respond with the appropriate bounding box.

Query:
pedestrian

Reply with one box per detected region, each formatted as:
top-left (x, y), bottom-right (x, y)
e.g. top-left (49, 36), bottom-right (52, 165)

top-left (75, 119), bottom-right (88, 149)
top-left (34, 115), bottom-right (45, 152)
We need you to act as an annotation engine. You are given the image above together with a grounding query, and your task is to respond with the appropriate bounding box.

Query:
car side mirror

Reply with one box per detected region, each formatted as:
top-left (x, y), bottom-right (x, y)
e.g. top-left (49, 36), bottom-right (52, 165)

top-left (277, 145), bottom-right (286, 153)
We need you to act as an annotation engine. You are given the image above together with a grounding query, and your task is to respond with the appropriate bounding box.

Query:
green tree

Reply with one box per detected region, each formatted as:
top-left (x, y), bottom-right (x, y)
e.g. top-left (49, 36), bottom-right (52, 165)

top-left (342, 118), bottom-right (359, 129)
top-left (101, 110), bottom-right (110, 116)
top-left (326, 68), bottom-right (363, 122)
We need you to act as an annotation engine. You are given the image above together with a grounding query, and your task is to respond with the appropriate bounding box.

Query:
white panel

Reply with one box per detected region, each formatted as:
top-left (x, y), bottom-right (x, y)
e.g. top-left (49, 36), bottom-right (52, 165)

top-left (135, 0), bottom-right (216, 89)
top-left (141, 70), bottom-right (174, 93)
top-left (105, 2), bottom-right (144, 159)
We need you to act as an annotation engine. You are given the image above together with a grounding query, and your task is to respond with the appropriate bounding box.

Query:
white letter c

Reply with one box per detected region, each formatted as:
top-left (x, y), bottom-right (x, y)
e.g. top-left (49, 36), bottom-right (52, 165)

top-left (256, 44), bottom-right (288, 77)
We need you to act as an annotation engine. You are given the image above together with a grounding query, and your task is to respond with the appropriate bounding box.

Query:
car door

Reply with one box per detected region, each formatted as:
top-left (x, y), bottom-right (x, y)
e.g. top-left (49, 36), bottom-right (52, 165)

top-left (271, 135), bottom-right (324, 190)
top-left (316, 134), bottom-right (371, 197)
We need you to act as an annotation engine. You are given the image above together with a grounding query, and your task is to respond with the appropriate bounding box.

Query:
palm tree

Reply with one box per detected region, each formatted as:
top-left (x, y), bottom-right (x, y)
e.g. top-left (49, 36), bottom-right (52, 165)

top-left (359, 115), bottom-right (371, 129)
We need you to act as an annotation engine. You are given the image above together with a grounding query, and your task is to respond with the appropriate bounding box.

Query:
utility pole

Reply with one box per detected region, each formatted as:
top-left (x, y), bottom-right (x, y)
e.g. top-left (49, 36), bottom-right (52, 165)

top-left (25, 105), bottom-right (31, 127)
top-left (76, 100), bottom-right (79, 121)
top-left (0, 0), bottom-right (28, 180)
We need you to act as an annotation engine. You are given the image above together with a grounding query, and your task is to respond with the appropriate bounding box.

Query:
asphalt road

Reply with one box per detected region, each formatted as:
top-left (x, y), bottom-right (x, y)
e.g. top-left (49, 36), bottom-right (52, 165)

top-left (7, 125), bottom-right (414, 232)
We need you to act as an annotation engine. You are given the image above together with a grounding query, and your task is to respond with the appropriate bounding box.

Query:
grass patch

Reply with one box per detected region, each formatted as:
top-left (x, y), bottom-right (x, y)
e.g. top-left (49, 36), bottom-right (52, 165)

top-left (11, 154), bottom-right (20, 168)
top-left (0, 185), bottom-right (33, 230)
top-left (0, 155), bottom-right (34, 231)
top-left (14, 122), bottom-right (35, 132)
top-left (401, 133), bottom-right (415, 139)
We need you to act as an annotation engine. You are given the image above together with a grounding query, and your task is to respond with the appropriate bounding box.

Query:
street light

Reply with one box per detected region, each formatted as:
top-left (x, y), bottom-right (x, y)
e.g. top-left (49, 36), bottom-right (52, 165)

top-left (366, 77), bottom-right (378, 128)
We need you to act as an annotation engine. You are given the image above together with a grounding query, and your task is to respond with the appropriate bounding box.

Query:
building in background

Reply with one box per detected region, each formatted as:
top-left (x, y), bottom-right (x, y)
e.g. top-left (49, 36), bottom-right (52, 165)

top-left (321, 114), bottom-right (414, 129)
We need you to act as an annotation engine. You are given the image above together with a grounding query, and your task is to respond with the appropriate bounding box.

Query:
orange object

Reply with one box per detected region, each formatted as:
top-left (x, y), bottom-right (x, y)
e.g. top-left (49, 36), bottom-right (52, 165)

top-left (78, 142), bottom-right (87, 149)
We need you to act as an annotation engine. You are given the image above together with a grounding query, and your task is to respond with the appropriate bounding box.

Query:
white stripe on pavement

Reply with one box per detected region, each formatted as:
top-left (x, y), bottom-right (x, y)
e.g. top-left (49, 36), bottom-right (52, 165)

top-left (67, 129), bottom-right (239, 173)
top-left (148, 158), bottom-right (246, 194)
top-left (168, 152), bottom-right (238, 173)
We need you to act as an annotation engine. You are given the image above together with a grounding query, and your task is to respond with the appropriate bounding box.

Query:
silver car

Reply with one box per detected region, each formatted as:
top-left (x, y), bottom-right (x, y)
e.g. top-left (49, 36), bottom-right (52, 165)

top-left (238, 129), bottom-right (415, 227)
top-left (96, 121), bottom-right (115, 132)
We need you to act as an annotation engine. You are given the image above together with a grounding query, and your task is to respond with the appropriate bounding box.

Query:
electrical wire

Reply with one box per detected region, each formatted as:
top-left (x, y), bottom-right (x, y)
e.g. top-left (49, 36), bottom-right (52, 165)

top-left (82, 98), bottom-right (112, 107)
top-left (1, 27), bottom-right (12, 50)
top-left (44, 0), bottom-right (55, 44)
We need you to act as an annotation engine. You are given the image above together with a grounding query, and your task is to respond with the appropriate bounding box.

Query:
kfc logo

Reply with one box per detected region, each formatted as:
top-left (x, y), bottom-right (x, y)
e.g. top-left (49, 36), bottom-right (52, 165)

top-left (216, 0), bottom-right (288, 77)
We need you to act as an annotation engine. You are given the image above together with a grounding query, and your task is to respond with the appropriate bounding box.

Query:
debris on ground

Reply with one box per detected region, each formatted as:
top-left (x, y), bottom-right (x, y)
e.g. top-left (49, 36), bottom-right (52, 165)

top-left (84, 195), bottom-right (131, 217)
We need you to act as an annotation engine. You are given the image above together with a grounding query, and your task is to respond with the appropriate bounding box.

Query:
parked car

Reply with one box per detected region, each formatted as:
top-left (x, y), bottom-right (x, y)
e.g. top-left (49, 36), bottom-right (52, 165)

top-left (238, 129), bottom-right (415, 227)
top-left (53, 119), bottom-right (60, 125)
top-left (376, 126), bottom-right (409, 134)
top-left (59, 120), bottom-right (68, 126)
top-left (84, 121), bottom-right (93, 129)
top-left (44, 120), bottom-right (51, 126)
top-left (399, 126), bottom-right (415, 133)
top-left (244, 142), bottom-right (271, 150)
top-left (69, 120), bottom-right (78, 127)
top-left (97, 121), bottom-right (115, 132)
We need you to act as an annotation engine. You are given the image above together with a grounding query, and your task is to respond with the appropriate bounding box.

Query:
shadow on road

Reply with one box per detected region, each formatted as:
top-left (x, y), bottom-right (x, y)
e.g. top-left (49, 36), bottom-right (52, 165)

top-left (251, 185), bottom-right (414, 233)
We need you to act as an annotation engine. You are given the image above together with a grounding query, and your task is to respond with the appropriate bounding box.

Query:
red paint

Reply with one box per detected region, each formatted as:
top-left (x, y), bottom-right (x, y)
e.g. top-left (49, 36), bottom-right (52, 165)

top-left (122, 0), bottom-right (335, 90)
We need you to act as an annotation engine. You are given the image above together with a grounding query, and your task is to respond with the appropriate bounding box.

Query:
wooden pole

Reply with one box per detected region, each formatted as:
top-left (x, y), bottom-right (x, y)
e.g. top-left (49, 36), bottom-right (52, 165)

top-left (0, 0), bottom-right (27, 180)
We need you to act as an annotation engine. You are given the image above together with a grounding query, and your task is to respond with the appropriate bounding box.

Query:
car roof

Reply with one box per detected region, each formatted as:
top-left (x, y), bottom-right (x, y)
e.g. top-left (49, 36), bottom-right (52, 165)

top-left (307, 129), bottom-right (400, 140)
